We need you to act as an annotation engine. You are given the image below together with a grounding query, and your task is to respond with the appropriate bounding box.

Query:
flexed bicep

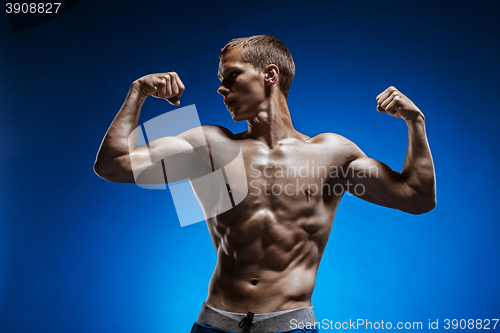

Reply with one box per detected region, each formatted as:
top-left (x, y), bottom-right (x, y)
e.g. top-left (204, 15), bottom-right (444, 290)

top-left (337, 86), bottom-right (435, 215)
top-left (127, 127), bottom-right (212, 185)
top-left (344, 156), bottom-right (415, 211)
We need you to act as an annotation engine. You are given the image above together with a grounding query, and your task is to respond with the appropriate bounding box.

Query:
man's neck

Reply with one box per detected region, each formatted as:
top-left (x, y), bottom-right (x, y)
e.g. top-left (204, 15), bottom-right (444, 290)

top-left (245, 94), bottom-right (300, 148)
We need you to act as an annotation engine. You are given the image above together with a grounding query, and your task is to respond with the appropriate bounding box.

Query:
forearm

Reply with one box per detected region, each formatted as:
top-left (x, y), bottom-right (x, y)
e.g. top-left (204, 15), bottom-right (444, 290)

top-left (401, 114), bottom-right (436, 200)
top-left (95, 81), bottom-right (147, 174)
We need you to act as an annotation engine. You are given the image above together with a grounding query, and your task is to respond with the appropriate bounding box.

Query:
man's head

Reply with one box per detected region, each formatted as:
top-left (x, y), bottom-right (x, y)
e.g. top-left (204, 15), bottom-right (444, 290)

top-left (219, 35), bottom-right (295, 100)
top-left (217, 35), bottom-right (295, 121)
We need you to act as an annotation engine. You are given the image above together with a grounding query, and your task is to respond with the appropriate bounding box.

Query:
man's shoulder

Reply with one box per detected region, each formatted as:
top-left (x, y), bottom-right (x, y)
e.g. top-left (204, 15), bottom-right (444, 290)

top-left (310, 132), bottom-right (354, 146)
top-left (310, 132), bottom-right (365, 160)
top-left (171, 125), bottom-right (234, 150)
top-left (200, 125), bottom-right (236, 141)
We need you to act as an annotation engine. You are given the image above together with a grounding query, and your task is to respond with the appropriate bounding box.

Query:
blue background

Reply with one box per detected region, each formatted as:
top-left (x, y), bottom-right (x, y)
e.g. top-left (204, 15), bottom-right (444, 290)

top-left (1, 0), bottom-right (499, 331)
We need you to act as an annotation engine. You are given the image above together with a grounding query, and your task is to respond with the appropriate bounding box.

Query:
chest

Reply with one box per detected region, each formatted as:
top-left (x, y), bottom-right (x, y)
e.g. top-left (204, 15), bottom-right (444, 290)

top-left (215, 141), bottom-right (346, 208)
top-left (243, 142), bottom-right (343, 184)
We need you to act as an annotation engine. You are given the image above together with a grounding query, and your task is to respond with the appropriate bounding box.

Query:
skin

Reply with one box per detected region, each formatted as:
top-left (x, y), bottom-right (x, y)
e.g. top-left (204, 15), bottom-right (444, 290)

top-left (94, 46), bottom-right (436, 314)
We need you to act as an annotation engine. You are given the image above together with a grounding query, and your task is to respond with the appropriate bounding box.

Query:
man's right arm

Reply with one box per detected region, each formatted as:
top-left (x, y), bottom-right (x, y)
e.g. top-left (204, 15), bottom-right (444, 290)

top-left (94, 72), bottom-right (189, 183)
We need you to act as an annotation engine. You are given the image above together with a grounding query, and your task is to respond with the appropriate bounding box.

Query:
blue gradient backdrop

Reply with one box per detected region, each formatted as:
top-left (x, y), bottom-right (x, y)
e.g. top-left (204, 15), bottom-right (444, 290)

top-left (1, 0), bottom-right (499, 332)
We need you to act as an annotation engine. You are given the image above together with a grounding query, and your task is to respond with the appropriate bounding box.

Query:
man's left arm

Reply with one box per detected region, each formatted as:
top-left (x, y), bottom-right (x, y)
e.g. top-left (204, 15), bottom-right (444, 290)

top-left (344, 86), bottom-right (436, 214)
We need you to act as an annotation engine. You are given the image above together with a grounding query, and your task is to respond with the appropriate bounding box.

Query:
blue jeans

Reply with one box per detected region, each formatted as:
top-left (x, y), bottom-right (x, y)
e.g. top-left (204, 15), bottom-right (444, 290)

top-left (190, 322), bottom-right (320, 333)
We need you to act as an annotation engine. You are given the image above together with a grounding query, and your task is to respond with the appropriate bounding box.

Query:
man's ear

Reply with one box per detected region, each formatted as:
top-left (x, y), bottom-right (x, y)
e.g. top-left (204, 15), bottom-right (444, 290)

top-left (264, 64), bottom-right (279, 86)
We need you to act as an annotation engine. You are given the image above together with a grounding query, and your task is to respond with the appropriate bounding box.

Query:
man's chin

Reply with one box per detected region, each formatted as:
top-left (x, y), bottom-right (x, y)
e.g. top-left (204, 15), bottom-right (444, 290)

top-left (231, 114), bottom-right (245, 122)
top-left (230, 110), bottom-right (246, 122)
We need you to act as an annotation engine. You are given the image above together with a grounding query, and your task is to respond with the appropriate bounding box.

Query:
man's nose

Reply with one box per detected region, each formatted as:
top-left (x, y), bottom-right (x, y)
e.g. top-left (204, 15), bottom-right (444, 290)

top-left (217, 84), bottom-right (229, 96)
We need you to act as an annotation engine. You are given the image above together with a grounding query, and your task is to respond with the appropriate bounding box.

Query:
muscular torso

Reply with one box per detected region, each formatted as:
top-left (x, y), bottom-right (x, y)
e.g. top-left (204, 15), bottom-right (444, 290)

top-left (192, 127), bottom-right (353, 314)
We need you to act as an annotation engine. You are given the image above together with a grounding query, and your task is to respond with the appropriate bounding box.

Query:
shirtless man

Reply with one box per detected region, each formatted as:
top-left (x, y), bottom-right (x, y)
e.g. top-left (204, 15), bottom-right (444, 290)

top-left (94, 35), bottom-right (436, 333)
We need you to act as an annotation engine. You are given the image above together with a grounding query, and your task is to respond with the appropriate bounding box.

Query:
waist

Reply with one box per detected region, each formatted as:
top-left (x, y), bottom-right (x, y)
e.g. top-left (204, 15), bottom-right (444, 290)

top-left (196, 302), bottom-right (316, 332)
top-left (207, 267), bottom-right (317, 311)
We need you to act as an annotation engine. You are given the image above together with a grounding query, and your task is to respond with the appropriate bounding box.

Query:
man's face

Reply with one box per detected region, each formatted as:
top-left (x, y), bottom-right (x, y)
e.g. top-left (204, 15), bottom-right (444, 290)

top-left (217, 47), bottom-right (267, 121)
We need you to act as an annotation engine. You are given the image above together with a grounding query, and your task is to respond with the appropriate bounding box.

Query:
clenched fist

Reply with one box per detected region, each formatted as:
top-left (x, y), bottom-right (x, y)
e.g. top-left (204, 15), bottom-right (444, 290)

top-left (376, 86), bottom-right (424, 121)
top-left (135, 72), bottom-right (185, 106)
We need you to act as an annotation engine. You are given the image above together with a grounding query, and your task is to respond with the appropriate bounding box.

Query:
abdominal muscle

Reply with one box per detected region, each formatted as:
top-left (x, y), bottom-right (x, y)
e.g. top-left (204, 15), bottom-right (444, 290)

top-left (205, 201), bottom-right (336, 314)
